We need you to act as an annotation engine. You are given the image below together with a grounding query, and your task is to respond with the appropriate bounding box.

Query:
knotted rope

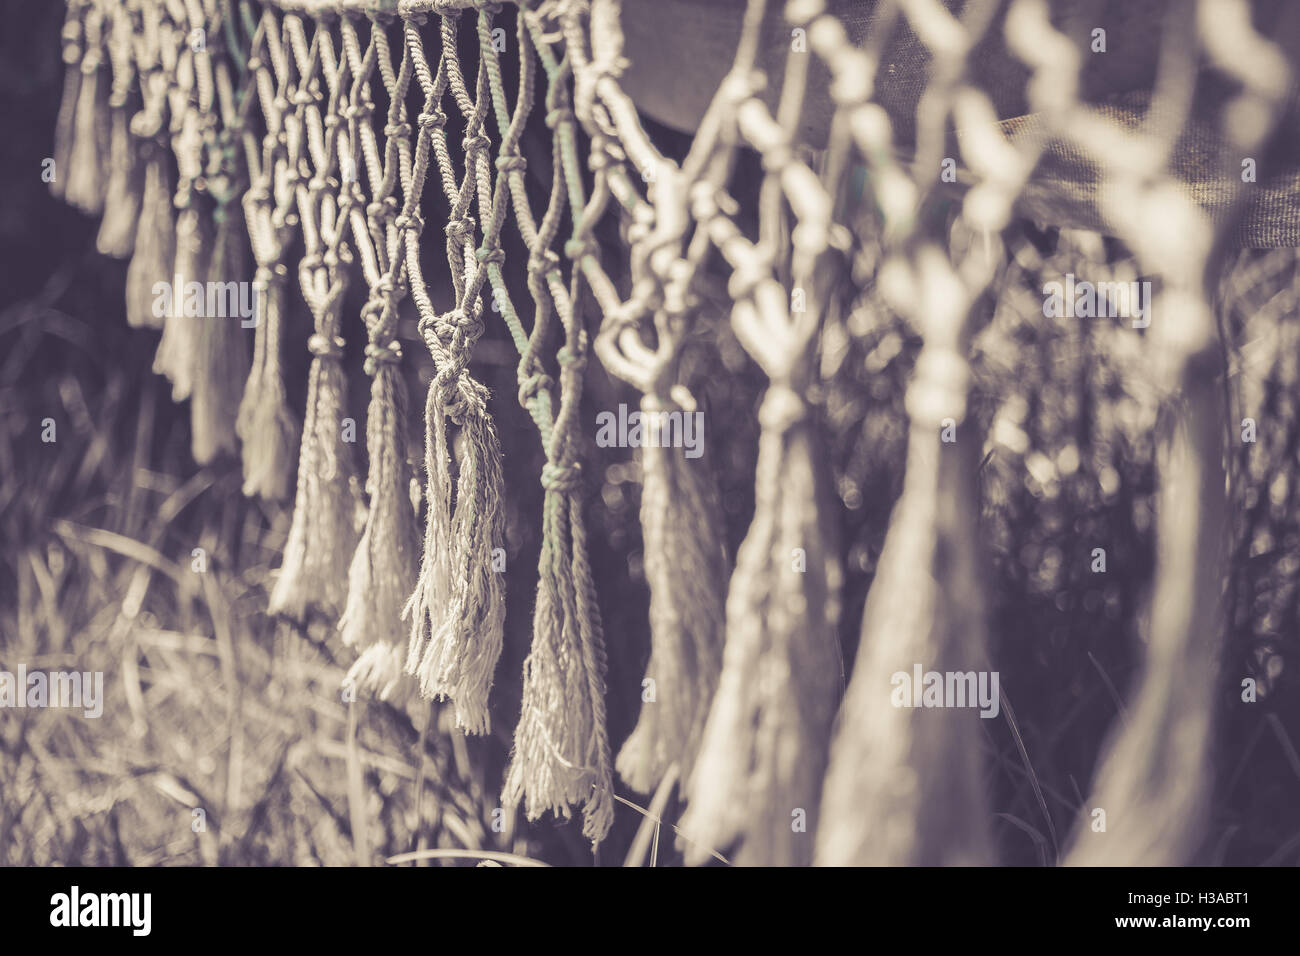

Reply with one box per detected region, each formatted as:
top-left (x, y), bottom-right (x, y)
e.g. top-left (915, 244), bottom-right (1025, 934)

top-left (237, 3), bottom-right (301, 501)
top-left (335, 11), bottom-right (422, 699)
top-left (398, 12), bottom-right (507, 734)
top-left (268, 12), bottom-right (365, 624)
top-left (565, 0), bottom-right (729, 799)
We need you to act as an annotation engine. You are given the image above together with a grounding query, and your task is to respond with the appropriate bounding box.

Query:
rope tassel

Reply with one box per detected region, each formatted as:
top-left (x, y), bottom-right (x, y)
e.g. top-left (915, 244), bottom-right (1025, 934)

top-left (503, 455), bottom-right (616, 848)
top-left (97, 105), bottom-right (144, 258)
top-left (125, 146), bottom-right (176, 330)
top-left (816, 343), bottom-right (994, 866)
top-left (64, 2), bottom-right (110, 216)
top-left (680, 385), bottom-right (842, 866)
top-left (340, 358), bottom-right (421, 693)
top-left (191, 204), bottom-right (251, 465)
top-left (236, 269), bottom-right (299, 500)
top-left (51, 2), bottom-right (85, 203)
top-left (268, 302), bottom-right (363, 625)
top-left (153, 205), bottom-right (209, 402)
top-left (616, 395), bottom-right (727, 795)
top-left (404, 377), bottom-right (506, 733)
top-left (96, 1), bottom-right (143, 259)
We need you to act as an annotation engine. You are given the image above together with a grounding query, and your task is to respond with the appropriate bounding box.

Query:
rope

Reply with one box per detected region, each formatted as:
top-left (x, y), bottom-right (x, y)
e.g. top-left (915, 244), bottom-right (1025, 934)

top-left (52, 0), bottom-right (1300, 865)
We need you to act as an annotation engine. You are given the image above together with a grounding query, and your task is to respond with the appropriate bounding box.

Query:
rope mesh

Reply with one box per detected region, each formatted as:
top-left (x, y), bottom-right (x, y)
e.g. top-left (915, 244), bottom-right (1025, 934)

top-left (52, 0), bottom-right (1300, 862)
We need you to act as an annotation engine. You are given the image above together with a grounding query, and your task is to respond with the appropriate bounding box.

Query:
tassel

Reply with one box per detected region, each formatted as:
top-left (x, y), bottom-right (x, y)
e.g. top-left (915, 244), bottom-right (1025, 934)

top-left (615, 393), bottom-right (727, 795)
top-left (339, 357), bottom-right (421, 688)
top-left (268, 293), bottom-right (363, 624)
top-left (191, 204), bottom-right (252, 464)
top-left (153, 204), bottom-right (209, 402)
top-left (51, 4), bottom-right (85, 202)
top-left (346, 642), bottom-right (407, 703)
top-left (96, 1), bottom-right (143, 258)
top-left (404, 376), bottom-right (506, 734)
top-left (97, 106), bottom-right (145, 258)
top-left (503, 350), bottom-right (615, 848)
top-left (815, 342), bottom-right (994, 866)
top-left (680, 384), bottom-right (843, 866)
top-left (1064, 290), bottom-right (1228, 865)
top-left (125, 146), bottom-right (175, 330)
top-left (64, 3), bottom-right (110, 216)
top-left (236, 269), bottom-right (299, 500)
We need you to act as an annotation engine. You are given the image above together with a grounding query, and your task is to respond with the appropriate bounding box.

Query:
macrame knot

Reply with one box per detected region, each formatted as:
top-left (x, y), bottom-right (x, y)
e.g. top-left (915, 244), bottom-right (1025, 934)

top-left (417, 108), bottom-right (447, 132)
top-left (308, 333), bottom-right (346, 359)
top-left (367, 196), bottom-right (400, 223)
top-left (438, 371), bottom-right (484, 425)
top-left (557, 344), bottom-right (587, 373)
top-left (475, 244), bottom-right (506, 265)
top-left (395, 210), bottom-right (425, 234)
top-left (527, 248), bottom-right (560, 275)
top-left (361, 289), bottom-right (397, 333)
top-left (541, 460), bottom-right (582, 494)
top-left (430, 308), bottom-right (474, 344)
top-left (445, 216), bottom-right (475, 243)
top-left (545, 106), bottom-right (574, 129)
top-left (518, 369), bottom-right (554, 408)
top-left (324, 113), bottom-right (340, 131)
top-left (496, 154), bottom-right (526, 173)
top-left (758, 382), bottom-right (806, 433)
top-left (564, 235), bottom-right (597, 261)
top-left (363, 340), bottom-right (403, 376)
top-left (342, 101), bottom-right (373, 122)
top-left (384, 121), bottom-right (412, 140)
top-left (340, 180), bottom-right (365, 213)
top-left (463, 132), bottom-right (491, 155)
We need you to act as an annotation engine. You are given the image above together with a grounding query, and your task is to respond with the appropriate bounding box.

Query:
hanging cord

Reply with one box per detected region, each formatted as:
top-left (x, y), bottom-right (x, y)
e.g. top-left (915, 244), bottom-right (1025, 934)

top-left (561, 0), bottom-right (728, 798)
top-left (153, 0), bottom-right (215, 403)
top-left (336, 11), bottom-right (422, 701)
top-left (124, 0), bottom-right (179, 331)
top-left (64, 0), bottom-right (112, 214)
top-left (268, 11), bottom-right (365, 625)
top-left (399, 12), bottom-right (507, 735)
top-left (645, 0), bottom-right (845, 866)
top-left (471, 5), bottom-right (615, 848)
top-left (237, 3), bottom-right (302, 501)
top-left (192, 0), bottom-right (253, 465)
top-left (97, 0), bottom-right (146, 257)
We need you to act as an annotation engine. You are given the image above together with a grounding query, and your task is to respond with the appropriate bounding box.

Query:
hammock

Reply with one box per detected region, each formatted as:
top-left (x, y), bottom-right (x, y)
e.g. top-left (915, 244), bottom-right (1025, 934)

top-left (52, 0), bottom-right (1300, 864)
